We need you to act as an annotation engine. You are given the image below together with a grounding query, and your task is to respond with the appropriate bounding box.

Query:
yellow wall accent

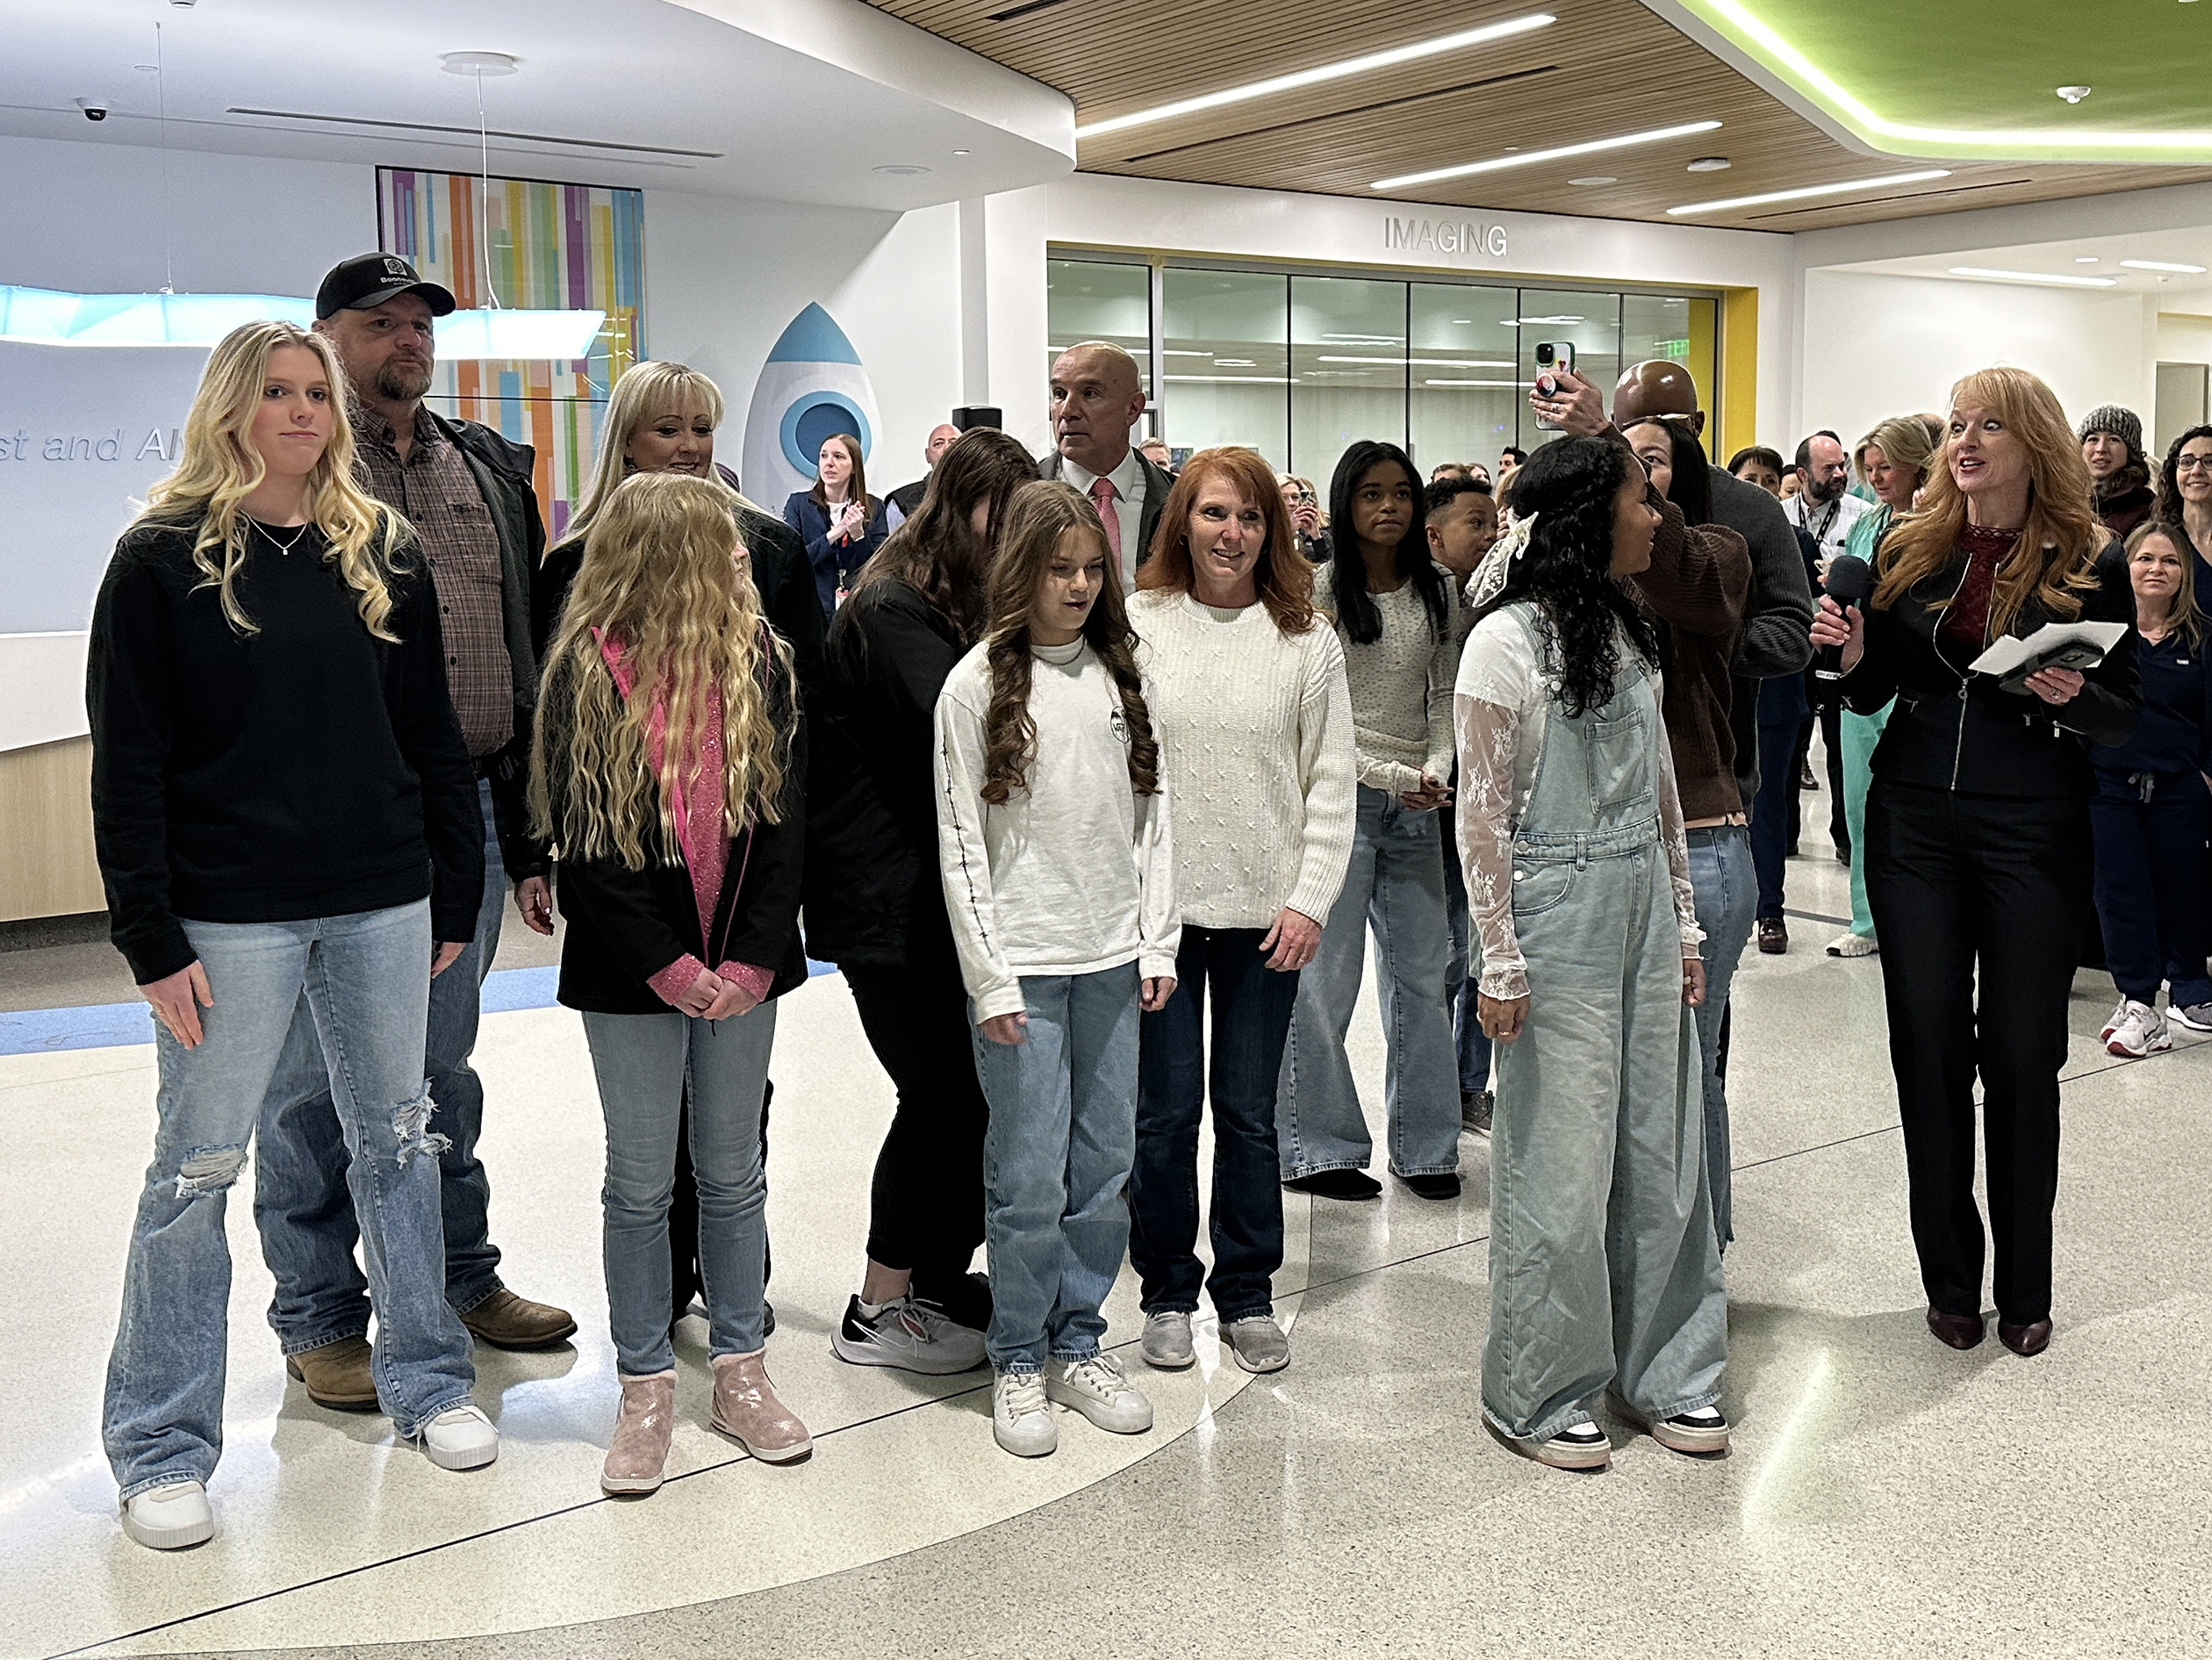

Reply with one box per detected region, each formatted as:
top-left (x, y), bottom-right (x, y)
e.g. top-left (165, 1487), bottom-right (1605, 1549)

top-left (0, 737), bottom-right (104, 923)
top-left (1717, 287), bottom-right (1759, 463)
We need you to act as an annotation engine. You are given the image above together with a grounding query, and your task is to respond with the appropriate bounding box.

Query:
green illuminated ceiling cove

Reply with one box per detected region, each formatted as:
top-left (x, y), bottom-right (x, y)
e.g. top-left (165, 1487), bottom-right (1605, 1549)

top-left (1668, 0), bottom-right (2212, 162)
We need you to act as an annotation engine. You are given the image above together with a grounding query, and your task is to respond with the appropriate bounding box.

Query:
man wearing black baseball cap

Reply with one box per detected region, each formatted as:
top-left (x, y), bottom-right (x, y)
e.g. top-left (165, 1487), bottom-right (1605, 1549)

top-left (254, 255), bottom-right (574, 1414)
top-left (314, 251), bottom-right (458, 319)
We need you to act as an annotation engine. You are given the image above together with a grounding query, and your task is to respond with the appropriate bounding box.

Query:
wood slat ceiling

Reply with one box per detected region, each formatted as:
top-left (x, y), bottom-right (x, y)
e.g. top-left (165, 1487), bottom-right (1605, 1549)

top-left (871, 0), bottom-right (2212, 233)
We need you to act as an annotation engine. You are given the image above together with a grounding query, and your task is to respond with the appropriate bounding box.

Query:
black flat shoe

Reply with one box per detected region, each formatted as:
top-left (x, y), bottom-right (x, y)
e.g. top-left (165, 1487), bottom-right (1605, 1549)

top-left (1997, 1319), bottom-right (2052, 1357)
top-left (1926, 1306), bottom-right (1986, 1350)
top-left (1397, 1170), bottom-right (1462, 1202)
top-left (1283, 1169), bottom-right (1382, 1201)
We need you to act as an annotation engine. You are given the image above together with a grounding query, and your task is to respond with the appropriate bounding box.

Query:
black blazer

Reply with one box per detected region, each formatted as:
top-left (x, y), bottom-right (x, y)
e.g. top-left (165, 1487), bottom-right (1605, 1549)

top-left (1844, 535), bottom-right (2138, 799)
top-left (1038, 448), bottom-right (1174, 568)
top-left (542, 652), bottom-right (808, 1016)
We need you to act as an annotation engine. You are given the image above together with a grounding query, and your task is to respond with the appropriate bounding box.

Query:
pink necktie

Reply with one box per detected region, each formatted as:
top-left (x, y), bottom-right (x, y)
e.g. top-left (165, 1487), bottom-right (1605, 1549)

top-left (1088, 476), bottom-right (1122, 559)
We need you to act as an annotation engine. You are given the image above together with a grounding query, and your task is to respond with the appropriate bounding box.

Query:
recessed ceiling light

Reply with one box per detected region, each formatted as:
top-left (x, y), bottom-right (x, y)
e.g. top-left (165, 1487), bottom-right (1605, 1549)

top-left (441, 51), bottom-right (519, 76)
top-left (1686, 156), bottom-right (1732, 172)
top-left (952, 148), bottom-right (971, 156)
top-left (1075, 13), bottom-right (1555, 140)
top-left (2121, 258), bottom-right (2208, 273)
top-left (1375, 119), bottom-right (1721, 191)
top-left (2075, 256), bottom-right (2101, 263)
top-left (873, 164), bottom-right (931, 175)
top-left (1668, 169), bottom-right (1950, 215)
top-left (1568, 176), bottom-right (1617, 186)
top-left (2056, 85), bottom-right (2093, 104)
top-left (1948, 266), bottom-right (2117, 288)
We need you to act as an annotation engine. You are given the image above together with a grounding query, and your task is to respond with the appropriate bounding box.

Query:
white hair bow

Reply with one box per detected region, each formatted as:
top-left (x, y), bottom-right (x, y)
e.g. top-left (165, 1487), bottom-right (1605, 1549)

top-left (1466, 511), bottom-right (1537, 611)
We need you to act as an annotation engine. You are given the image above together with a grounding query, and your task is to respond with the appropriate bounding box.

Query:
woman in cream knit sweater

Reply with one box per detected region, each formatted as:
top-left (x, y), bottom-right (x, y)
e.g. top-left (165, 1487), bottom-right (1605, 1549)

top-left (1128, 446), bottom-right (1355, 1376)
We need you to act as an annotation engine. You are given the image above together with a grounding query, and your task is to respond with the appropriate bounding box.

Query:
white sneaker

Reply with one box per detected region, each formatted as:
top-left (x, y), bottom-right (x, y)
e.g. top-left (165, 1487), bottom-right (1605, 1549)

top-left (1525, 1418), bottom-right (1611, 1470)
top-left (1140, 1310), bottom-right (1196, 1369)
top-left (418, 1401), bottom-right (499, 1470)
top-left (2101, 996), bottom-right (2130, 1043)
top-left (831, 1294), bottom-right (987, 1375)
top-left (992, 1369), bottom-right (1057, 1457)
top-left (1045, 1353), bottom-right (1153, 1434)
top-left (1824, 931), bottom-right (1878, 958)
top-left (2170, 1000), bottom-right (2212, 1034)
top-left (2106, 999), bottom-right (2171, 1059)
top-left (121, 1480), bottom-right (214, 1549)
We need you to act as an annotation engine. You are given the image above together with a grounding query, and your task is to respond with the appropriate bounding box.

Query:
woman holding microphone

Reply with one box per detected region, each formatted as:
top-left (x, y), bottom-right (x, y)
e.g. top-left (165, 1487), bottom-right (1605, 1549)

top-left (1811, 368), bottom-right (2137, 1359)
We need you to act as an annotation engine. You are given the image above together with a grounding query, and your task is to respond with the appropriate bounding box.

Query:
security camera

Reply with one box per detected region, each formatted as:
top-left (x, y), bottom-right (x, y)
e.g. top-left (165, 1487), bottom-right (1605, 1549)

top-left (76, 98), bottom-right (109, 121)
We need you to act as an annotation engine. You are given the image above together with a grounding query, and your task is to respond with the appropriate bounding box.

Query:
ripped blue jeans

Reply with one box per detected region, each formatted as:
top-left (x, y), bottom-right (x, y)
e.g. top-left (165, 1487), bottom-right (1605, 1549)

top-left (104, 900), bottom-right (478, 1499)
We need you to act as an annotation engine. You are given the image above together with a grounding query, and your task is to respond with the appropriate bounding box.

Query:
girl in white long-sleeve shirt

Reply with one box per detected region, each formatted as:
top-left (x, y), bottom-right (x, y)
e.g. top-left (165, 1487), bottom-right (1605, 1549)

top-left (934, 479), bottom-right (1179, 1460)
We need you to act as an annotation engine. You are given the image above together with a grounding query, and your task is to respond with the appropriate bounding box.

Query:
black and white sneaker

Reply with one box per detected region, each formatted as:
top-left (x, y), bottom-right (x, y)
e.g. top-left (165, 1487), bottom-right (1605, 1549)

top-left (830, 1294), bottom-right (987, 1375)
top-left (1611, 1393), bottom-right (1730, 1455)
top-left (1527, 1419), bottom-right (1611, 1470)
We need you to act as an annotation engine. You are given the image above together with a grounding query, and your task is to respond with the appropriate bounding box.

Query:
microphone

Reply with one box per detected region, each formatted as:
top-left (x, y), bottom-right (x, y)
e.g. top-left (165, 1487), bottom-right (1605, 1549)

top-left (1814, 554), bottom-right (1873, 686)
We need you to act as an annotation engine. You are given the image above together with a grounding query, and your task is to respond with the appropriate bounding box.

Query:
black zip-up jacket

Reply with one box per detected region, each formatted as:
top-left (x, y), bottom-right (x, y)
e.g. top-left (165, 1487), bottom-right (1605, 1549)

top-left (542, 650), bottom-right (808, 1016)
top-left (1843, 535), bottom-right (2139, 798)
top-left (801, 579), bottom-right (966, 969)
top-left (88, 519), bottom-right (482, 984)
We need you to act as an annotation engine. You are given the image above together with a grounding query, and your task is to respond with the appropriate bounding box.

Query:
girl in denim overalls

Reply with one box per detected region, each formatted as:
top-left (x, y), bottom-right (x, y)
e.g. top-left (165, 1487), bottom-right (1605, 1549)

top-left (1454, 436), bottom-right (1729, 1471)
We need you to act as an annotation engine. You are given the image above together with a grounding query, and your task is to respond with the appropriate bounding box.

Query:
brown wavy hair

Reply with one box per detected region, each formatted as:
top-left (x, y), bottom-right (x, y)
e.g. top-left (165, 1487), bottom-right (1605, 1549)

top-left (807, 431), bottom-right (871, 514)
top-left (529, 472), bottom-right (794, 868)
top-left (1137, 445), bottom-right (1318, 635)
top-left (1871, 367), bottom-right (2105, 634)
top-left (845, 428), bottom-right (1038, 645)
top-left (978, 480), bottom-right (1159, 806)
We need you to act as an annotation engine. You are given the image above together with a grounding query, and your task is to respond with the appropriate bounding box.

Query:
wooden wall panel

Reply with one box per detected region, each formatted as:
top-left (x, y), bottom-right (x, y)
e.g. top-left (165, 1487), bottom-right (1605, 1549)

top-left (0, 737), bottom-right (104, 924)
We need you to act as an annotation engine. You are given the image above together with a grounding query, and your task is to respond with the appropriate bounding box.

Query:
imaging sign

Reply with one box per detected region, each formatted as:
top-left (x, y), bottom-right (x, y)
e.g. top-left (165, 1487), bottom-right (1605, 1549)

top-left (1383, 216), bottom-right (1511, 262)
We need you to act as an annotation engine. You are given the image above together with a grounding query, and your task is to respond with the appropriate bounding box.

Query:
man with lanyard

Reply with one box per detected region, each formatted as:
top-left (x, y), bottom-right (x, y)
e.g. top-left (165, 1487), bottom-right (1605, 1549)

top-left (254, 254), bottom-right (575, 1412)
top-left (1784, 431), bottom-right (1870, 860)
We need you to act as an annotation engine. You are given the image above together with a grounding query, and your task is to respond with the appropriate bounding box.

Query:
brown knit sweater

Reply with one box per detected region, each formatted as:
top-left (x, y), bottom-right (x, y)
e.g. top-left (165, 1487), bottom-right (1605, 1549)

top-left (1629, 497), bottom-right (1753, 819)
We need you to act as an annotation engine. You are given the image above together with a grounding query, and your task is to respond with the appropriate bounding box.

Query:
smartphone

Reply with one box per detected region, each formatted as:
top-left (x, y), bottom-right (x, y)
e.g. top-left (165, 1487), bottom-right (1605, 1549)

top-left (1533, 341), bottom-right (1576, 430)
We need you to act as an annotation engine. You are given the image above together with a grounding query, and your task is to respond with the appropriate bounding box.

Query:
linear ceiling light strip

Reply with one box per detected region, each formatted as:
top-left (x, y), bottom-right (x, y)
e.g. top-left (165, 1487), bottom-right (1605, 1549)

top-left (1373, 120), bottom-right (1721, 191)
top-left (1075, 13), bottom-right (1555, 140)
top-left (1668, 169), bottom-right (1951, 216)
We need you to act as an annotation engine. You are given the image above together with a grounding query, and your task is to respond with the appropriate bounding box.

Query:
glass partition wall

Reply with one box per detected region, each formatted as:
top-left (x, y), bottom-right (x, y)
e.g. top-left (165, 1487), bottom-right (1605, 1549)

top-left (1051, 255), bottom-right (1718, 493)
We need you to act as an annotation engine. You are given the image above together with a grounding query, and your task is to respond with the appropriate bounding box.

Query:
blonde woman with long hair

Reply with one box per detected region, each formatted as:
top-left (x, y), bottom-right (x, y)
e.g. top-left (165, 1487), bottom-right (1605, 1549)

top-left (526, 360), bottom-right (826, 1333)
top-left (531, 471), bottom-right (811, 1493)
top-left (89, 320), bottom-right (490, 1549)
top-left (1812, 366), bottom-right (2139, 1360)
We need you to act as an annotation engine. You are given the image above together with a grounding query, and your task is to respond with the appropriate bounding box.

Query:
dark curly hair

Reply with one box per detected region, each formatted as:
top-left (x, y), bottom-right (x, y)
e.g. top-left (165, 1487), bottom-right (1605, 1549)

top-left (978, 481), bottom-right (1160, 806)
top-left (844, 428), bottom-right (1038, 647)
top-left (1325, 441), bottom-right (1449, 645)
top-left (1492, 435), bottom-right (1660, 718)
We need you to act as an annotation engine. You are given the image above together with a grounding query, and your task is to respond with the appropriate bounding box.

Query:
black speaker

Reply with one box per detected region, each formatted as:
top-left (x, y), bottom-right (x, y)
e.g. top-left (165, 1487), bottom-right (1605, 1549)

top-left (952, 406), bottom-right (1002, 432)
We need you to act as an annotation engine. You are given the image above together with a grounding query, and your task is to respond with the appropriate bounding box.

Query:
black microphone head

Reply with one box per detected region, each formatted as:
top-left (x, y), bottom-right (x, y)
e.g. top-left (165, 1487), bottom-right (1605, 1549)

top-left (1825, 553), bottom-right (1874, 604)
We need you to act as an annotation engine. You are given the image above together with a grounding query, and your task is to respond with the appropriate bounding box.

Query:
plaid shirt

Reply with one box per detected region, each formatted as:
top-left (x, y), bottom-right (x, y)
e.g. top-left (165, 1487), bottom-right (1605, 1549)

top-left (356, 407), bottom-right (514, 758)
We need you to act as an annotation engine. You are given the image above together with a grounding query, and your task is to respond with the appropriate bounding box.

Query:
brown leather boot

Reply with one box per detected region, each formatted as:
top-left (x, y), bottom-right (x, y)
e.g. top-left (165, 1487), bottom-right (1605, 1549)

top-left (285, 1335), bottom-right (379, 1411)
top-left (600, 1371), bottom-right (678, 1496)
top-left (460, 1288), bottom-right (578, 1350)
top-left (709, 1351), bottom-right (812, 1463)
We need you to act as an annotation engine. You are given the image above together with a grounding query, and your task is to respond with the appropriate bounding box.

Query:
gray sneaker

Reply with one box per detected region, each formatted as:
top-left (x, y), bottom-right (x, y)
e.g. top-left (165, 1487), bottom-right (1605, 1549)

top-left (1045, 1353), bottom-right (1153, 1434)
top-left (1218, 1314), bottom-right (1290, 1374)
top-left (2171, 1000), bottom-right (2212, 1034)
top-left (1140, 1310), bottom-right (1196, 1370)
top-left (831, 1294), bottom-right (987, 1375)
top-left (1462, 1089), bottom-right (1494, 1137)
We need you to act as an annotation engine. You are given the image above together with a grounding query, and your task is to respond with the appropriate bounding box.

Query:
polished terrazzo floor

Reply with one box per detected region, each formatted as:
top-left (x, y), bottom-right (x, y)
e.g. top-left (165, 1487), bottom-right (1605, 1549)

top-left (5, 803), bottom-right (2209, 1660)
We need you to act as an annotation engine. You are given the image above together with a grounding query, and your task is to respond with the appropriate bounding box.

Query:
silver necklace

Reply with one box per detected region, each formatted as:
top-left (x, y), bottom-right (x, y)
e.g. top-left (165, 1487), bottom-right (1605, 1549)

top-left (250, 518), bottom-right (312, 556)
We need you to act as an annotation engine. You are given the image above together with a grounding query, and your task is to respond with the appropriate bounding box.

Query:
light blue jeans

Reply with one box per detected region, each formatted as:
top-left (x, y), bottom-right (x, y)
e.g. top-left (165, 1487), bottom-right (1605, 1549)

top-left (104, 901), bottom-right (477, 1499)
top-left (1684, 824), bottom-right (1755, 1250)
top-left (972, 964), bottom-right (1140, 1373)
top-left (583, 1002), bottom-right (779, 1374)
top-left (1441, 799), bottom-right (1497, 1096)
top-left (255, 778), bottom-right (507, 1352)
top-left (1278, 786), bottom-right (1462, 1180)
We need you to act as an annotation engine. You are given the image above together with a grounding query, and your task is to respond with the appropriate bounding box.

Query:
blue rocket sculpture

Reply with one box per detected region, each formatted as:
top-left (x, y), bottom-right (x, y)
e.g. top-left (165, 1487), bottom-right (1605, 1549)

top-left (741, 303), bottom-right (882, 507)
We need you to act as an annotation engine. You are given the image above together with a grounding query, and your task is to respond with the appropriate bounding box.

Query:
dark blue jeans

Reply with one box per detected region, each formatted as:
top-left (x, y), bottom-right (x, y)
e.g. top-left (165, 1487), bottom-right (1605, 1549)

top-left (1130, 924), bottom-right (1299, 1322)
top-left (254, 778), bottom-right (507, 1347)
top-left (1750, 719), bottom-right (1800, 921)
top-left (2089, 768), bottom-right (2212, 1006)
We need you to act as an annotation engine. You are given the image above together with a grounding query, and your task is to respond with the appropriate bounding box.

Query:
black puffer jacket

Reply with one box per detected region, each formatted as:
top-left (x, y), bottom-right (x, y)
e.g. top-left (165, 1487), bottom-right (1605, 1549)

top-left (801, 579), bottom-right (967, 968)
top-left (1844, 535), bottom-right (2139, 798)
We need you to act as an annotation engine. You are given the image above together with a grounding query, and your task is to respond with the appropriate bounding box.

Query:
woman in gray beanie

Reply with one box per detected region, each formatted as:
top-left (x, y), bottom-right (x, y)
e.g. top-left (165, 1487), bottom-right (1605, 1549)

top-left (2079, 405), bottom-right (2158, 539)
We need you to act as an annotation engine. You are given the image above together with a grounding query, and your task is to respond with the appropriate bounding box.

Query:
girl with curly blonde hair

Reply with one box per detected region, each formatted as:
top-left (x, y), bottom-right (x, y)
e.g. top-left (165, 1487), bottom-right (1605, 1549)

top-left (531, 471), bottom-right (811, 1492)
top-left (932, 479), bottom-right (1180, 1458)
